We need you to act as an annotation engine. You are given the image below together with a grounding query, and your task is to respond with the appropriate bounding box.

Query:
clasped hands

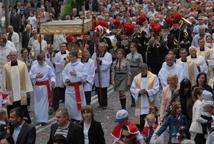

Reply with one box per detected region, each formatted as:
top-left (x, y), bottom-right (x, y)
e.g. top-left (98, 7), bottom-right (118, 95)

top-left (138, 89), bottom-right (148, 96)
top-left (70, 70), bottom-right (76, 76)
top-left (36, 73), bottom-right (43, 78)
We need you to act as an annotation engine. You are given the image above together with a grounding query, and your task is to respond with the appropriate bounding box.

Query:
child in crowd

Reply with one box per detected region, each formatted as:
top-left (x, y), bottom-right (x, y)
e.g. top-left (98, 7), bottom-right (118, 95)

top-left (154, 102), bottom-right (188, 144)
top-left (142, 114), bottom-right (157, 143)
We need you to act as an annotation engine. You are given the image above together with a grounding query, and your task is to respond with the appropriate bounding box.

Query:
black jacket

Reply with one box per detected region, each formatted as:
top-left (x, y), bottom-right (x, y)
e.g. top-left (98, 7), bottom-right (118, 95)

top-left (80, 120), bottom-right (105, 144)
top-left (47, 122), bottom-right (84, 144)
top-left (22, 31), bottom-right (31, 49)
top-left (10, 122), bottom-right (36, 144)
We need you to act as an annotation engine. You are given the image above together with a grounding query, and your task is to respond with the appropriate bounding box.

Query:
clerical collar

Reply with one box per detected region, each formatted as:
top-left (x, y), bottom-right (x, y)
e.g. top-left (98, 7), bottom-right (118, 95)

top-left (70, 61), bottom-right (79, 66)
top-left (61, 51), bottom-right (66, 55)
top-left (99, 51), bottom-right (106, 57)
top-left (191, 55), bottom-right (197, 58)
top-left (141, 73), bottom-right (147, 78)
top-left (11, 61), bottom-right (18, 66)
top-left (200, 48), bottom-right (205, 51)
top-left (181, 59), bottom-right (187, 62)
top-left (81, 58), bottom-right (89, 63)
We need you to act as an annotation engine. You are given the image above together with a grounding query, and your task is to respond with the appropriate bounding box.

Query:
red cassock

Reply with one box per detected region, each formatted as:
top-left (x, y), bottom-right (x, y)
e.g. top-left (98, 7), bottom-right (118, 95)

top-left (111, 119), bottom-right (139, 139)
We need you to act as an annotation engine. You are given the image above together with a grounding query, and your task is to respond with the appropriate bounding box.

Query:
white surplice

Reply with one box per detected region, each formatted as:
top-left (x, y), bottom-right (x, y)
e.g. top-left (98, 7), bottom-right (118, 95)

top-left (2, 60), bottom-right (33, 102)
top-left (31, 40), bottom-right (47, 58)
top-left (62, 61), bottom-right (86, 121)
top-left (91, 52), bottom-right (112, 88)
top-left (82, 58), bottom-right (95, 92)
top-left (130, 74), bottom-right (159, 115)
top-left (29, 63), bottom-right (56, 123)
top-left (54, 51), bottom-right (69, 87)
top-left (158, 63), bottom-right (185, 88)
top-left (7, 32), bottom-right (20, 52)
top-left (187, 55), bottom-right (208, 73)
top-left (176, 58), bottom-right (199, 81)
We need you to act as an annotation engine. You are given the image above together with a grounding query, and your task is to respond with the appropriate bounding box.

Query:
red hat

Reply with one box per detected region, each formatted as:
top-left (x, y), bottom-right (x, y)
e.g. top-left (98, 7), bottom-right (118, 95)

top-left (174, 12), bottom-right (182, 21)
top-left (123, 22), bottom-right (135, 33)
top-left (138, 14), bottom-right (146, 24)
top-left (165, 15), bottom-right (174, 26)
top-left (66, 33), bottom-right (73, 43)
top-left (151, 23), bottom-right (161, 33)
top-left (95, 19), bottom-right (108, 28)
top-left (113, 19), bottom-right (121, 27)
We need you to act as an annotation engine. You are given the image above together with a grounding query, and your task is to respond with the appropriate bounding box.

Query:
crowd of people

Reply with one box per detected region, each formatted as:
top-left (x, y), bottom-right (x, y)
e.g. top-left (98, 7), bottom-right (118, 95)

top-left (0, 0), bottom-right (214, 144)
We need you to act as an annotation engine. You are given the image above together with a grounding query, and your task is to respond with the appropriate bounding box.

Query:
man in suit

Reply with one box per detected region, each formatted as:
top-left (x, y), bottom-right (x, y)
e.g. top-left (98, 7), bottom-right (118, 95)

top-left (47, 106), bottom-right (83, 144)
top-left (9, 107), bottom-right (36, 144)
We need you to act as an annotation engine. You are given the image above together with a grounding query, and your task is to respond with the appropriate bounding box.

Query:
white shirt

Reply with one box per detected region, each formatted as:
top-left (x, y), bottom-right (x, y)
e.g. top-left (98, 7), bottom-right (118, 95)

top-left (83, 123), bottom-right (90, 144)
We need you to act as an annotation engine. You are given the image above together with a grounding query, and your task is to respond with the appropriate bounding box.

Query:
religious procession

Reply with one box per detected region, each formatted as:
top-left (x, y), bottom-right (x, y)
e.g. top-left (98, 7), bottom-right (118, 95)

top-left (0, 0), bottom-right (214, 144)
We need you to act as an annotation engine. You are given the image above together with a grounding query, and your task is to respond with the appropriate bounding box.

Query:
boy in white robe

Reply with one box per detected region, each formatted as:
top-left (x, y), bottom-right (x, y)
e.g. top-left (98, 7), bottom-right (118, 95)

top-left (53, 42), bottom-right (69, 110)
top-left (81, 48), bottom-right (95, 105)
top-left (30, 53), bottom-right (56, 125)
top-left (62, 50), bottom-right (86, 121)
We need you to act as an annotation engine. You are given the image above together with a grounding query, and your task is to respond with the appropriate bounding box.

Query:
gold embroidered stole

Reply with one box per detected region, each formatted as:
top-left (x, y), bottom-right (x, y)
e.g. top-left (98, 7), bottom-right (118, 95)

top-left (197, 49), bottom-right (210, 60)
top-left (177, 59), bottom-right (195, 85)
top-left (134, 71), bottom-right (154, 116)
top-left (4, 61), bottom-right (27, 105)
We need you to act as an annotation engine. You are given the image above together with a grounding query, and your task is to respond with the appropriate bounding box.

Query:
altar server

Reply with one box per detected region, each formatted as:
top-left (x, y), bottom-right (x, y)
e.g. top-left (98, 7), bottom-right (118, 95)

top-left (30, 53), bottom-right (56, 125)
top-left (62, 50), bottom-right (86, 121)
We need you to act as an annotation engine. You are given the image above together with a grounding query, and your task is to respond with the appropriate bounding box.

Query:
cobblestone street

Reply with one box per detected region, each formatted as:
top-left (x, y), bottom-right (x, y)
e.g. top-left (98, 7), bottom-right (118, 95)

top-left (35, 89), bottom-right (136, 144)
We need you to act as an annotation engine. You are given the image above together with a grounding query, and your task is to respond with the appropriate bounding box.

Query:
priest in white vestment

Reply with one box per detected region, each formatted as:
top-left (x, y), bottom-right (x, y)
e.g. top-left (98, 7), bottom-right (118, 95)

top-left (7, 25), bottom-right (20, 52)
top-left (130, 63), bottom-right (159, 131)
top-left (176, 48), bottom-right (199, 85)
top-left (188, 46), bottom-right (208, 73)
top-left (197, 37), bottom-right (211, 61)
top-left (2, 51), bottom-right (33, 123)
top-left (30, 53), bottom-right (56, 125)
top-left (62, 50), bottom-right (86, 121)
top-left (91, 42), bottom-right (112, 109)
top-left (0, 36), bottom-right (16, 89)
top-left (158, 54), bottom-right (185, 88)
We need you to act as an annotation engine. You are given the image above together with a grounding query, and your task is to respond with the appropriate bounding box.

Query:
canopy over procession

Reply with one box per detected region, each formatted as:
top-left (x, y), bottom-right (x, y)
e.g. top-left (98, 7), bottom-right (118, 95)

top-left (0, 0), bottom-right (214, 144)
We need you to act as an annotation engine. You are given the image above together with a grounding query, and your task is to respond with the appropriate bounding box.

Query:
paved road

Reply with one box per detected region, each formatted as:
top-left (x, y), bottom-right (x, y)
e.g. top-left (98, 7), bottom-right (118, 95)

top-left (35, 87), bottom-right (136, 144)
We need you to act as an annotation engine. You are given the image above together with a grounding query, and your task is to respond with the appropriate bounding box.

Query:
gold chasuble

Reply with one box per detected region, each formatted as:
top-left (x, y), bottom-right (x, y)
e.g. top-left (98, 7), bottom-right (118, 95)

top-left (3, 60), bottom-right (28, 105)
top-left (133, 71), bottom-right (154, 124)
